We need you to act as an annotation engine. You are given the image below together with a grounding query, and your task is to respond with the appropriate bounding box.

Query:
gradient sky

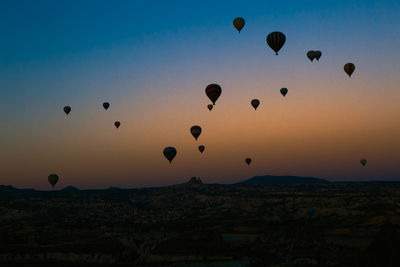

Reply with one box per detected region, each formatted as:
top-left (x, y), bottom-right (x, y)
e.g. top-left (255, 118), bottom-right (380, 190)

top-left (1, 0), bottom-right (399, 189)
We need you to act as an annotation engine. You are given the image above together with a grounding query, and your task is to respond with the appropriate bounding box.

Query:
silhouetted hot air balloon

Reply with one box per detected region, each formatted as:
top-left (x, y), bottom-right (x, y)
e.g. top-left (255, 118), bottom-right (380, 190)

top-left (163, 147), bottom-right (177, 164)
top-left (190, 126), bottom-right (202, 140)
top-left (207, 104), bottom-right (213, 111)
top-left (266, 32), bottom-right (286, 55)
top-left (63, 106), bottom-right (71, 115)
top-left (198, 145), bottom-right (205, 153)
top-left (103, 102), bottom-right (110, 110)
top-left (245, 158), bottom-right (252, 165)
top-left (315, 51), bottom-right (322, 61)
top-left (48, 174), bottom-right (59, 187)
top-left (233, 17), bottom-right (245, 33)
top-left (280, 88), bottom-right (288, 97)
top-left (251, 99), bottom-right (260, 110)
top-left (360, 158), bottom-right (367, 166)
top-left (344, 63), bottom-right (355, 77)
top-left (206, 84), bottom-right (222, 105)
top-left (307, 50), bottom-right (315, 62)
top-left (114, 121), bottom-right (120, 129)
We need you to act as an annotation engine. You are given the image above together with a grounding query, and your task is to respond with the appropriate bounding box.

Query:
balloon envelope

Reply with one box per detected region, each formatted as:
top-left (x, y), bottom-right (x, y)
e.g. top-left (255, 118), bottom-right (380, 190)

top-left (344, 63), bottom-right (355, 77)
top-left (103, 102), bottom-right (110, 110)
top-left (48, 174), bottom-right (59, 187)
top-left (360, 159), bottom-right (367, 166)
top-left (307, 50), bottom-right (315, 62)
top-left (114, 121), bottom-right (120, 128)
top-left (315, 51), bottom-right (322, 60)
top-left (163, 147), bottom-right (177, 163)
top-left (63, 106), bottom-right (71, 115)
top-left (251, 99), bottom-right (260, 110)
top-left (207, 104), bottom-right (213, 111)
top-left (190, 126), bottom-right (202, 140)
top-left (245, 158), bottom-right (252, 165)
top-left (205, 84), bottom-right (222, 105)
top-left (198, 145), bottom-right (205, 153)
top-left (280, 88), bottom-right (288, 97)
top-left (266, 32), bottom-right (286, 55)
top-left (233, 17), bottom-right (245, 33)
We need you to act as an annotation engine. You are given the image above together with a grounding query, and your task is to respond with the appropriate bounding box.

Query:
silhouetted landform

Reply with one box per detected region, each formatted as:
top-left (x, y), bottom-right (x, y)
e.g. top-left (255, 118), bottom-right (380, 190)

top-left (237, 175), bottom-right (329, 185)
top-left (1, 178), bottom-right (400, 266)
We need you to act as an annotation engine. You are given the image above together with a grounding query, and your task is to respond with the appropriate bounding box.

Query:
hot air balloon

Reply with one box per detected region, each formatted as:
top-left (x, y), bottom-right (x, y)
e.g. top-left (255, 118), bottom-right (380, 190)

top-left (198, 145), bottom-right (205, 153)
top-left (245, 158), bottom-right (252, 165)
top-left (103, 102), bottom-right (110, 110)
top-left (114, 121), bottom-right (120, 129)
top-left (344, 63), bottom-right (355, 77)
top-left (190, 126), bottom-right (202, 140)
top-left (207, 104), bottom-right (213, 111)
top-left (266, 32), bottom-right (286, 55)
top-left (163, 147), bottom-right (177, 164)
top-left (251, 99), bottom-right (260, 110)
top-left (315, 51), bottom-right (322, 61)
top-left (233, 17), bottom-right (245, 33)
top-left (280, 88), bottom-right (288, 97)
top-left (48, 174), bottom-right (59, 187)
top-left (307, 207), bottom-right (315, 218)
top-left (307, 50), bottom-right (315, 62)
top-left (205, 84), bottom-right (222, 105)
top-left (360, 158), bottom-right (367, 166)
top-left (63, 106), bottom-right (71, 115)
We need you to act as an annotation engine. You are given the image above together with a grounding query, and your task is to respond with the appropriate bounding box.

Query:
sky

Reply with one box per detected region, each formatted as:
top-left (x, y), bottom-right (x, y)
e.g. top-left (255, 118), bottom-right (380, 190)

top-left (1, 0), bottom-right (399, 189)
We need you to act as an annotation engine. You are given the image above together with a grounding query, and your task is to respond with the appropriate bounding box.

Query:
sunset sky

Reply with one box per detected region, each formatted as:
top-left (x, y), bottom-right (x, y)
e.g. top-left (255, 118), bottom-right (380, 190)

top-left (1, 0), bottom-right (399, 189)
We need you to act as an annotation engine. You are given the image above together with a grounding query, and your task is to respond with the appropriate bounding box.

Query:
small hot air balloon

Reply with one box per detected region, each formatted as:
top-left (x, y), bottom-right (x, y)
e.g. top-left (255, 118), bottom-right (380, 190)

top-left (206, 84), bottom-right (222, 105)
top-left (198, 145), bottom-right (205, 153)
top-left (280, 88), bottom-right (288, 97)
top-left (63, 106), bottom-right (71, 115)
top-left (48, 174), bottom-right (59, 187)
top-left (114, 121), bottom-right (120, 129)
top-left (251, 99), bottom-right (260, 110)
top-left (307, 50), bottom-right (315, 62)
top-left (103, 102), bottom-right (110, 110)
top-left (266, 32), bottom-right (286, 55)
top-left (360, 158), bottom-right (367, 166)
top-left (163, 146), bottom-right (177, 164)
top-left (314, 51), bottom-right (322, 61)
top-left (245, 158), bottom-right (252, 165)
top-left (207, 104), bottom-right (213, 111)
top-left (190, 126), bottom-right (202, 140)
top-left (344, 63), bottom-right (355, 77)
top-left (233, 17), bottom-right (245, 33)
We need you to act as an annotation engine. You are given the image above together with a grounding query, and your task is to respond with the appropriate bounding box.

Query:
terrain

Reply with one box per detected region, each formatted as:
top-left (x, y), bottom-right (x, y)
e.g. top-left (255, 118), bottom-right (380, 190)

top-left (1, 178), bottom-right (400, 266)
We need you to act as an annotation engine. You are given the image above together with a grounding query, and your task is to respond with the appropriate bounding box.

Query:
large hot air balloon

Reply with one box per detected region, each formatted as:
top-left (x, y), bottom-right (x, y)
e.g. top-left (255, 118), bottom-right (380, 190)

top-left (207, 104), bottom-right (213, 111)
top-left (205, 84), bottom-right (222, 105)
top-left (63, 106), bottom-right (71, 115)
top-left (103, 102), bottom-right (110, 110)
top-left (114, 121), bottom-right (120, 129)
top-left (190, 126), bottom-right (202, 140)
top-left (233, 17), bottom-right (245, 33)
top-left (163, 147), bottom-right (177, 164)
top-left (344, 63), bottom-right (355, 77)
top-left (266, 32), bottom-right (286, 55)
top-left (314, 51), bottom-right (322, 61)
top-left (280, 88), bottom-right (288, 97)
top-left (245, 158), bottom-right (252, 165)
top-left (251, 99), bottom-right (260, 110)
top-left (48, 174), bottom-right (59, 187)
top-left (198, 145), bottom-right (205, 153)
top-left (307, 50), bottom-right (315, 62)
top-left (360, 158), bottom-right (367, 166)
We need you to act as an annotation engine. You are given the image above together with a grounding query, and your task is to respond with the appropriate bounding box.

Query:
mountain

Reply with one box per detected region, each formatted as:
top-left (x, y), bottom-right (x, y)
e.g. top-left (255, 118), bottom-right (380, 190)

top-left (61, 186), bottom-right (79, 192)
top-left (173, 177), bottom-right (204, 188)
top-left (236, 175), bottom-right (329, 185)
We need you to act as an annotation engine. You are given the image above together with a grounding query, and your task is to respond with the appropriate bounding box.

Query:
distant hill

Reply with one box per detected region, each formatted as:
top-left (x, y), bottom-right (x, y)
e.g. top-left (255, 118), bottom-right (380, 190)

top-left (172, 177), bottom-right (204, 188)
top-left (61, 186), bottom-right (79, 192)
top-left (236, 175), bottom-right (329, 185)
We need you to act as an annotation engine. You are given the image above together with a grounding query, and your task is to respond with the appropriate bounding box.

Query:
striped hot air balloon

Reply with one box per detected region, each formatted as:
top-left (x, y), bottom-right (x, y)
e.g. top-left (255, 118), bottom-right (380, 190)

top-left (205, 84), bottom-right (222, 105)
top-left (266, 31), bottom-right (286, 55)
